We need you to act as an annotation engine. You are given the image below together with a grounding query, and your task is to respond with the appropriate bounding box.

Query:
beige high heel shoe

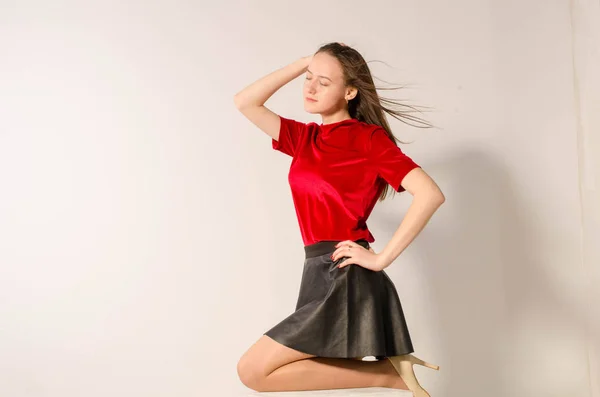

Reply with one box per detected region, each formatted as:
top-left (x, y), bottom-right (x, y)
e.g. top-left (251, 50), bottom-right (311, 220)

top-left (386, 354), bottom-right (439, 396)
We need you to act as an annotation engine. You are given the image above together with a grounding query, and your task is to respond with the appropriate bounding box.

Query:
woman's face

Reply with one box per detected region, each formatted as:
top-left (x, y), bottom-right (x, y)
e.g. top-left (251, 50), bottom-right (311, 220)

top-left (303, 52), bottom-right (349, 115)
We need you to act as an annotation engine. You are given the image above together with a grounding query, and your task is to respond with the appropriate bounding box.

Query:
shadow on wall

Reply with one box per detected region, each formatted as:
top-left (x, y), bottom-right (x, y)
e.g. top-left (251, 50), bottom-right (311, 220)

top-left (376, 149), bottom-right (594, 397)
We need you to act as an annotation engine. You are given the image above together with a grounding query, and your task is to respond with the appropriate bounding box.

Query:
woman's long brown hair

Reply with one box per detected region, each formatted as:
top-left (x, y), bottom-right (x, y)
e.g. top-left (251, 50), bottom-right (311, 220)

top-left (315, 42), bottom-right (435, 201)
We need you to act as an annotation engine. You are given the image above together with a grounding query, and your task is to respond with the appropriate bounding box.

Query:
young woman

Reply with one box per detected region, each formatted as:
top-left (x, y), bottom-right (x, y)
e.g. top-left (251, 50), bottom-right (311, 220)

top-left (233, 42), bottom-right (445, 396)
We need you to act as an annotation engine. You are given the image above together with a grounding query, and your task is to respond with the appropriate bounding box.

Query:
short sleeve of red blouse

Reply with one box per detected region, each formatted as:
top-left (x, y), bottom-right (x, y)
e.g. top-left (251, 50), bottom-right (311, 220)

top-left (272, 116), bottom-right (309, 157)
top-left (367, 127), bottom-right (420, 192)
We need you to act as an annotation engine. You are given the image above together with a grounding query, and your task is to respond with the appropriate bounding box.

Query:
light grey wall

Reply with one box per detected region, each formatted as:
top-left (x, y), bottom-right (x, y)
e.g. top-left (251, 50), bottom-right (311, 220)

top-left (0, 1), bottom-right (596, 396)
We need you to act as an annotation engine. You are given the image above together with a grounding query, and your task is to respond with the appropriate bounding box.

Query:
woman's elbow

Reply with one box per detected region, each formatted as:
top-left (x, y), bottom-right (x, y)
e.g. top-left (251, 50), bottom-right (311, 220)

top-left (415, 188), bottom-right (445, 206)
top-left (435, 190), bottom-right (446, 205)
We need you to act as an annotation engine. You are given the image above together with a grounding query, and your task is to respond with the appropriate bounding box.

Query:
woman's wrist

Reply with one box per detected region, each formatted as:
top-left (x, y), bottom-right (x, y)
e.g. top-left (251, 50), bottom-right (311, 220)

top-left (376, 251), bottom-right (395, 270)
top-left (298, 55), bottom-right (312, 70)
top-left (375, 253), bottom-right (388, 270)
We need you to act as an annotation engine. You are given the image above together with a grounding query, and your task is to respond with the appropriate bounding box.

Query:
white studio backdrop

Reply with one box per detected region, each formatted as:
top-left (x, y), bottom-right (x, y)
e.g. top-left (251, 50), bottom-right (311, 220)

top-left (571, 0), bottom-right (600, 396)
top-left (0, 1), bottom-right (597, 396)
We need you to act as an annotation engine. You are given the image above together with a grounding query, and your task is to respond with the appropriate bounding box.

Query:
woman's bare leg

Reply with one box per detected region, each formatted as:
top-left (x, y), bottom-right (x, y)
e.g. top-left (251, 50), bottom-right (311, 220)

top-left (257, 356), bottom-right (408, 392)
top-left (237, 335), bottom-right (408, 392)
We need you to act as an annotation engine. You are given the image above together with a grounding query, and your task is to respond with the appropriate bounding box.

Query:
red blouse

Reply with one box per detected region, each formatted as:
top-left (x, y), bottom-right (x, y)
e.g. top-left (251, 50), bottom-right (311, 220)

top-left (272, 116), bottom-right (420, 246)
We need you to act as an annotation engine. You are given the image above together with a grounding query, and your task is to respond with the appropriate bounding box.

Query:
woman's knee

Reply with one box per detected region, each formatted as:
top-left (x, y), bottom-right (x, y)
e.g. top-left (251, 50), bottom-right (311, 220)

top-left (236, 356), bottom-right (264, 391)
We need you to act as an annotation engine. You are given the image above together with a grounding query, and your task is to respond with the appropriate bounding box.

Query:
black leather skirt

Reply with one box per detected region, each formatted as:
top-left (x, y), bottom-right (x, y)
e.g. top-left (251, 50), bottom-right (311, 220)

top-left (263, 239), bottom-right (414, 359)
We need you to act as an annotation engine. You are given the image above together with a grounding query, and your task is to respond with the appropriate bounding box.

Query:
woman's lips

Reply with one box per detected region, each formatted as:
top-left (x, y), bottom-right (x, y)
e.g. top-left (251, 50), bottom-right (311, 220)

top-left (306, 98), bottom-right (318, 102)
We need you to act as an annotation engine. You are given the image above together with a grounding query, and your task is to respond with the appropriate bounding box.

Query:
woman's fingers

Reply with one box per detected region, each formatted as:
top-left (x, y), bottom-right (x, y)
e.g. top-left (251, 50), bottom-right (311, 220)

top-left (332, 240), bottom-right (373, 261)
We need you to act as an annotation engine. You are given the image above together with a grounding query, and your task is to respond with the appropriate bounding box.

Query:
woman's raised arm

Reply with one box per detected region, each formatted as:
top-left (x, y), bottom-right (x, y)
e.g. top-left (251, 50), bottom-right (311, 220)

top-left (233, 56), bottom-right (311, 141)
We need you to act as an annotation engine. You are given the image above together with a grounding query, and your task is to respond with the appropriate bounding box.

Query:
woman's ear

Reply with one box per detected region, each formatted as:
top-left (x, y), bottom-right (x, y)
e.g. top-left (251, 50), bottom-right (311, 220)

top-left (346, 87), bottom-right (358, 101)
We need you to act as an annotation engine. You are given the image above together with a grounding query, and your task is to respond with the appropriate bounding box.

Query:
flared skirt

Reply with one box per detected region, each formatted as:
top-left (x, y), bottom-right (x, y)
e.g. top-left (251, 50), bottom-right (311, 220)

top-left (264, 239), bottom-right (414, 359)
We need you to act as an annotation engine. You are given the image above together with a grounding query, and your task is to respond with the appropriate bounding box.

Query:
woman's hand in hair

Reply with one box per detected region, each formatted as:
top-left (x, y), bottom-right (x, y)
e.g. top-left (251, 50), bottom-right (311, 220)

top-left (301, 54), bottom-right (313, 70)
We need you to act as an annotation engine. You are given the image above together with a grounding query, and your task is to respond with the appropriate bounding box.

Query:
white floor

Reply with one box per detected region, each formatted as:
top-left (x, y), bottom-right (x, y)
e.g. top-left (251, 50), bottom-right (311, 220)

top-left (242, 388), bottom-right (413, 396)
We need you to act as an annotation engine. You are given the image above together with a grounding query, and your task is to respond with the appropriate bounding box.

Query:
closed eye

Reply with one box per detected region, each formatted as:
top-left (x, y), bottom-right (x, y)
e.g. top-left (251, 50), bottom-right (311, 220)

top-left (306, 76), bottom-right (328, 86)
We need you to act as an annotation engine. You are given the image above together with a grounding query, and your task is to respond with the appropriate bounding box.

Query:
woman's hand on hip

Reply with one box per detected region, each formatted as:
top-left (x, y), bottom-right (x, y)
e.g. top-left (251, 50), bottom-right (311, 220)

top-left (331, 240), bottom-right (386, 272)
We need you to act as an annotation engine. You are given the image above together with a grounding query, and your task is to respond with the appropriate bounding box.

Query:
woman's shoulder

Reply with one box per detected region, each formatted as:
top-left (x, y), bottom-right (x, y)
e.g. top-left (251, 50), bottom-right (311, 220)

top-left (342, 121), bottom-right (379, 154)
top-left (354, 119), bottom-right (386, 133)
top-left (352, 120), bottom-right (386, 142)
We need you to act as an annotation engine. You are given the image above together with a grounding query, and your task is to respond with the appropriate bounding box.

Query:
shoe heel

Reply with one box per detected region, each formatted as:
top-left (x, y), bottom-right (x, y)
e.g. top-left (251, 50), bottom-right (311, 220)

top-left (412, 356), bottom-right (440, 371)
